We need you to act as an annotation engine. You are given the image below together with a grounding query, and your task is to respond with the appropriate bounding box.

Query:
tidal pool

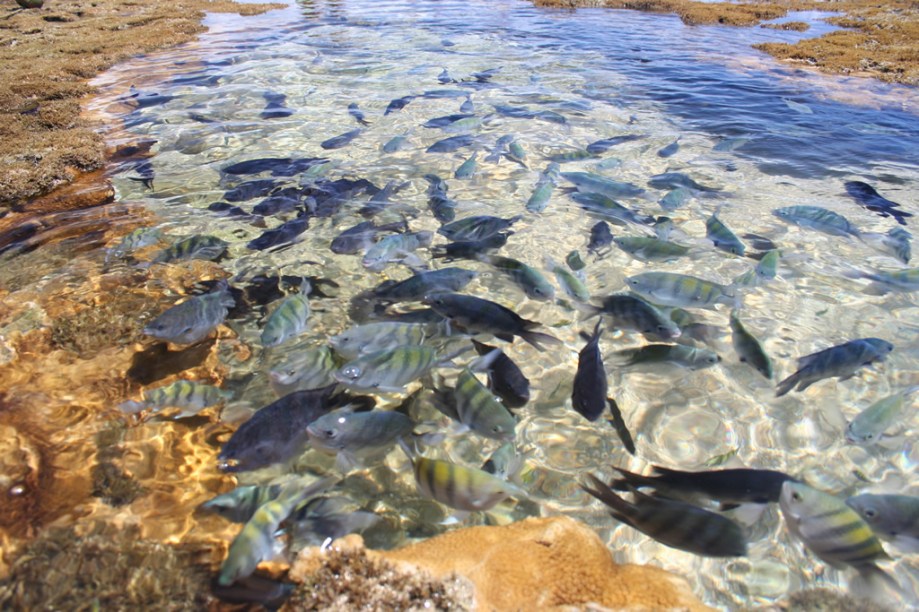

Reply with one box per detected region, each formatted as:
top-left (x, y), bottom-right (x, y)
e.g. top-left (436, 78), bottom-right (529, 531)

top-left (1, 0), bottom-right (918, 608)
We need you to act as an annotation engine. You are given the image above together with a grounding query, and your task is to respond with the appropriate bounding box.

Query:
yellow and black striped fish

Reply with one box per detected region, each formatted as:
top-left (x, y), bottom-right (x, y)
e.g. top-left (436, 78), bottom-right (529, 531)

top-left (453, 368), bottom-right (516, 441)
top-left (408, 451), bottom-right (525, 512)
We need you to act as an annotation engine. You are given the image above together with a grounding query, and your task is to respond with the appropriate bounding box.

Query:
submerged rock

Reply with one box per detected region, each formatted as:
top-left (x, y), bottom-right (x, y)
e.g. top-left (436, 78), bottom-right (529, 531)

top-left (289, 516), bottom-right (712, 611)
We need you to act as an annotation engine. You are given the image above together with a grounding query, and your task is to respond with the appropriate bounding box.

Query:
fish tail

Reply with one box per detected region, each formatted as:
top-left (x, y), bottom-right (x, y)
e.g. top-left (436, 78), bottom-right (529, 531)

top-left (775, 371), bottom-right (801, 397)
top-left (581, 473), bottom-right (632, 524)
top-left (519, 329), bottom-right (562, 351)
top-left (572, 301), bottom-right (603, 320)
top-left (609, 467), bottom-right (657, 491)
top-left (851, 564), bottom-right (905, 607)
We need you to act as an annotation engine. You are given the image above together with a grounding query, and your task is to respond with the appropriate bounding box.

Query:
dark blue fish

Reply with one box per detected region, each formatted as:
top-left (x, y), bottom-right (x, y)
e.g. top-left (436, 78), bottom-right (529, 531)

top-left (144, 281), bottom-right (234, 345)
top-left (252, 187), bottom-right (303, 216)
top-left (246, 216), bottom-right (309, 251)
top-left (422, 113), bottom-right (475, 129)
top-left (347, 102), bottom-right (371, 126)
top-left (571, 322), bottom-right (607, 422)
top-left (218, 386), bottom-right (366, 472)
top-left (320, 128), bottom-right (362, 150)
top-left (585, 135), bottom-right (645, 155)
top-left (261, 92), bottom-right (294, 119)
top-left (472, 340), bottom-right (530, 409)
top-left (330, 220), bottom-right (407, 255)
top-left (657, 138), bottom-right (680, 158)
top-left (222, 157), bottom-right (326, 176)
top-left (845, 180), bottom-right (912, 226)
top-left (431, 233), bottom-right (511, 261)
top-left (611, 466), bottom-right (798, 506)
top-left (421, 89), bottom-right (469, 99)
top-left (588, 221), bottom-right (613, 256)
top-left (224, 179), bottom-right (279, 202)
top-left (470, 67), bottom-right (501, 82)
top-left (776, 337), bottom-right (894, 397)
top-left (606, 398), bottom-right (635, 455)
top-left (648, 172), bottom-right (719, 192)
top-left (426, 134), bottom-right (475, 153)
top-left (384, 96), bottom-right (415, 115)
top-left (438, 214), bottom-right (521, 242)
top-left (423, 174), bottom-right (457, 223)
top-left (437, 68), bottom-right (454, 84)
top-left (372, 267), bottom-right (478, 302)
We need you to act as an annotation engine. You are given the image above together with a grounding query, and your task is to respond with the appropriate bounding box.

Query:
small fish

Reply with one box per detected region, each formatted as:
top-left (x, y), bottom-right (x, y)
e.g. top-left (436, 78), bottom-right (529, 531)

top-left (260, 285), bottom-right (311, 348)
top-left (372, 268), bottom-right (478, 302)
top-left (470, 67), bottom-right (501, 82)
top-left (626, 271), bottom-right (735, 309)
top-left (780, 482), bottom-right (892, 576)
top-left (347, 102), bottom-right (371, 126)
top-left (472, 340), bottom-right (530, 409)
top-left (320, 128), bottom-right (362, 150)
top-left (606, 398), bottom-right (635, 455)
top-left (120, 380), bottom-right (231, 419)
top-left (846, 494), bottom-right (919, 549)
top-left (334, 346), bottom-right (457, 393)
top-left (566, 250), bottom-right (586, 271)
top-left (330, 220), bottom-right (407, 255)
top-left (246, 216), bottom-right (309, 251)
top-left (658, 188), bottom-right (692, 212)
top-left (382, 134), bottom-right (410, 153)
top-left (587, 221), bottom-right (613, 256)
top-left (844, 180), bottom-right (912, 226)
top-left (108, 227), bottom-right (162, 260)
top-left (755, 249), bottom-right (780, 280)
top-left (580, 294), bottom-right (681, 340)
top-left (860, 227), bottom-right (912, 265)
top-left (438, 215), bottom-right (521, 242)
top-left (546, 256), bottom-right (589, 302)
top-left (705, 213), bottom-right (745, 256)
top-left (437, 67), bottom-right (454, 84)
top-left (611, 466), bottom-right (797, 505)
top-left (267, 345), bottom-right (340, 396)
top-left (657, 138), bottom-right (680, 158)
top-left (773, 205), bottom-right (859, 237)
top-left (547, 149), bottom-right (595, 163)
top-left (307, 408), bottom-right (416, 470)
top-left (525, 163), bottom-right (560, 213)
top-left (648, 172), bottom-right (719, 192)
top-left (776, 338), bottom-right (894, 397)
top-left (222, 157), bottom-right (327, 176)
top-left (422, 113), bottom-right (475, 129)
top-left (202, 476), bottom-right (335, 524)
top-left (152, 235), bottom-right (228, 264)
top-left (459, 95), bottom-right (474, 113)
top-left (144, 281), bottom-right (234, 345)
top-left (561, 172), bottom-right (645, 199)
top-left (405, 446), bottom-right (527, 512)
top-left (582, 474), bottom-right (748, 557)
top-left (506, 140), bottom-right (528, 168)
top-left (423, 173), bottom-right (458, 223)
top-left (260, 91), bottom-right (293, 120)
top-left (431, 233), bottom-right (511, 261)
top-left (850, 267), bottom-right (919, 294)
top-left (845, 386), bottom-right (919, 445)
top-left (652, 216), bottom-right (674, 240)
top-left (614, 236), bottom-right (689, 262)
top-left (484, 134), bottom-right (514, 164)
top-left (427, 134), bottom-right (475, 153)
top-left (330, 322), bottom-right (433, 360)
top-left (454, 368), bottom-right (517, 441)
top-left (570, 192), bottom-right (654, 226)
top-left (614, 344), bottom-right (720, 370)
top-left (218, 482), bottom-right (327, 586)
top-left (585, 134), bottom-right (645, 155)
top-left (384, 96), bottom-right (415, 115)
top-left (361, 231), bottom-right (433, 272)
top-left (713, 137), bottom-right (750, 152)
top-left (454, 153), bottom-right (478, 179)
top-left (571, 322), bottom-right (607, 422)
top-left (424, 292), bottom-right (560, 351)
top-left (481, 254), bottom-right (556, 301)
top-left (782, 97), bottom-right (813, 114)
top-left (252, 187), bottom-right (303, 216)
top-left (218, 385), bottom-right (358, 472)
top-left (729, 311), bottom-right (772, 379)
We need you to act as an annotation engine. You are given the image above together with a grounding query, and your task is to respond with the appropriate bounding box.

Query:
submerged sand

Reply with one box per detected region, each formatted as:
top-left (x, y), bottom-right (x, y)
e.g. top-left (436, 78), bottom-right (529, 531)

top-left (0, 0), bottom-right (283, 211)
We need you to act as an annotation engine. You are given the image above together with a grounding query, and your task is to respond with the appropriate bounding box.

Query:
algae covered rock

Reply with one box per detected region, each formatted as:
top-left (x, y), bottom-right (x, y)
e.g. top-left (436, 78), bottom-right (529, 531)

top-left (289, 516), bottom-right (713, 611)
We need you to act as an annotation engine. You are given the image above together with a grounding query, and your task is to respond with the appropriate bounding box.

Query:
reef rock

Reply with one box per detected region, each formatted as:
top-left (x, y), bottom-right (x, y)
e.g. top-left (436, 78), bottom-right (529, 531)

top-left (289, 516), bottom-right (713, 611)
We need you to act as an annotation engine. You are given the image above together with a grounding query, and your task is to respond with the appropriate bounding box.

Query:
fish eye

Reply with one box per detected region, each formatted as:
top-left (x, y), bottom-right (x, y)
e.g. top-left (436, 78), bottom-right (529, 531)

top-left (791, 491), bottom-right (802, 502)
top-left (183, 326), bottom-right (194, 334)
top-left (323, 429), bottom-right (337, 439)
top-left (864, 507), bottom-right (878, 518)
top-left (865, 433), bottom-right (875, 441)
top-left (342, 366), bottom-right (361, 379)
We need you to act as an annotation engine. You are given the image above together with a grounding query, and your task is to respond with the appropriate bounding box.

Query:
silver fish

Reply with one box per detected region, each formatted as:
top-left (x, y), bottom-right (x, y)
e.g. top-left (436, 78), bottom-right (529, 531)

top-left (776, 338), bottom-right (894, 397)
top-left (626, 272), bottom-right (735, 309)
top-left (846, 386), bottom-right (919, 445)
top-left (143, 280), bottom-right (234, 345)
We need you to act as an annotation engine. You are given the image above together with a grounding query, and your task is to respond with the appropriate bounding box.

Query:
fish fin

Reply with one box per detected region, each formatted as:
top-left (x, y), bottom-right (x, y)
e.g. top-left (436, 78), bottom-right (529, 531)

top-left (581, 473), bottom-right (634, 526)
top-left (494, 332), bottom-right (515, 343)
top-left (572, 301), bottom-right (603, 320)
top-left (850, 564), bottom-right (905, 607)
top-left (335, 452), bottom-right (362, 474)
top-left (118, 400), bottom-right (147, 414)
top-left (468, 347), bottom-right (502, 373)
top-left (775, 371), bottom-right (800, 397)
top-left (610, 467), bottom-right (656, 491)
top-left (413, 431), bottom-right (446, 449)
top-left (519, 330), bottom-right (562, 351)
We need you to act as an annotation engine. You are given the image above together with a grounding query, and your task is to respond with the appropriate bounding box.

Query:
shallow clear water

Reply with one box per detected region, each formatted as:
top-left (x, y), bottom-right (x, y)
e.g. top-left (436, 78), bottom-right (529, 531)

top-left (3, 0), bottom-right (919, 608)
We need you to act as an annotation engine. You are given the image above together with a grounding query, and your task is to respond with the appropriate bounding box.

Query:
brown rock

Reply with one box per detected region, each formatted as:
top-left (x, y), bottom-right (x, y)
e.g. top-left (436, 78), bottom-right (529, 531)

top-left (289, 516), bottom-right (713, 611)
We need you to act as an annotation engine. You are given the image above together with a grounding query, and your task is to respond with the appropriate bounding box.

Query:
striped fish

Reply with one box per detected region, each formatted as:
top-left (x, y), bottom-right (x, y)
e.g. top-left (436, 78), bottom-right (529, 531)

top-left (143, 280), bottom-right (235, 345)
top-left (123, 380), bottom-right (231, 419)
top-left (613, 344), bottom-right (721, 370)
top-left (260, 288), bottom-right (311, 348)
top-left (773, 206), bottom-right (860, 237)
top-left (407, 450), bottom-right (526, 512)
top-left (780, 481), bottom-right (890, 570)
top-left (582, 473), bottom-right (748, 557)
top-left (580, 294), bottom-right (681, 340)
top-left (776, 337), bottom-right (894, 397)
top-left (152, 234), bottom-right (228, 264)
top-left (705, 213), bottom-right (745, 256)
top-left (481, 254), bottom-right (555, 301)
top-left (626, 271), bottom-right (735, 309)
top-left (330, 322), bottom-right (434, 360)
top-left (729, 311), bottom-right (773, 379)
top-left (613, 236), bottom-right (689, 262)
top-left (454, 368), bottom-right (516, 441)
top-left (267, 345), bottom-right (340, 396)
top-left (201, 476), bottom-right (335, 524)
top-left (218, 477), bottom-right (337, 586)
top-left (334, 345), bottom-right (459, 393)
